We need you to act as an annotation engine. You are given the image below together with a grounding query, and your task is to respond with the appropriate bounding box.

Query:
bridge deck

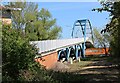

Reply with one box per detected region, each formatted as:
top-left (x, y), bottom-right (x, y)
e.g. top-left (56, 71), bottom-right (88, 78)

top-left (30, 37), bottom-right (92, 55)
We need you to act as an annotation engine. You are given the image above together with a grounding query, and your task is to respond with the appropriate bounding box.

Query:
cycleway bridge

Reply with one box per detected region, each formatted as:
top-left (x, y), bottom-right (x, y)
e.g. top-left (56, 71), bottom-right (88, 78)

top-left (30, 19), bottom-right (94, 61)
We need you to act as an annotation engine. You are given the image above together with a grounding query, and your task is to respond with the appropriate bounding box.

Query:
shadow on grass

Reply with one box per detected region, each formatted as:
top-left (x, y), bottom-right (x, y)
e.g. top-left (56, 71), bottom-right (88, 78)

top-left (47, 70), bottom-right (85, 83)
top-left (81, 56), bottom-right (108, 61)
top-left (46, 56), bottom-right (120, 83)
top-left (47, 65), bottom-right (120, 83)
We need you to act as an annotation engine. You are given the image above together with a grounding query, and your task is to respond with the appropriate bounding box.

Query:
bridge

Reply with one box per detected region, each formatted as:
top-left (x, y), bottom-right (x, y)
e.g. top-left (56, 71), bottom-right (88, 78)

top-left (30, 19), bottom-right (106, 69)
top-left (30, 37), bottom-right (93, 56)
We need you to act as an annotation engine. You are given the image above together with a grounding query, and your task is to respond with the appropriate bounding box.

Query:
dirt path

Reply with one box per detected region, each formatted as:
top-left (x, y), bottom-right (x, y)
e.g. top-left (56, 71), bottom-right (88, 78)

top-left (67, 56), bottom-right (120, 82)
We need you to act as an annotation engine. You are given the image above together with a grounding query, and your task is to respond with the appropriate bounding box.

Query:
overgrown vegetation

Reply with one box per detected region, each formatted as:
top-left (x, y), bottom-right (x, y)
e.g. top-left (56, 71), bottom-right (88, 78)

top-left (2, 2), bottom-right (62, 82)
top-left (2, 25), bottom-right (56, 82)
top-left (93, 1), bottom-right (120, 64)
top-left (93, 28), bottom-right (110, 55)
top-left (2, 1), bottom-right (120, 82)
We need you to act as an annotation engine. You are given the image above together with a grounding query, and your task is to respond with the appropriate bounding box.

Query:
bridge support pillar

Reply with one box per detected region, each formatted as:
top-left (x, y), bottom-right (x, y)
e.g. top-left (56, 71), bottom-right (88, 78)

top-left (70, 57), bottom-right (73, 64)
top-left (75, 45), bottom-right (78, 60)
top-left (58, 49), bottom-right (64, 60)
top-left (66, 48), bottom-right (71, 61)
top-left (82, 43), bottom-right (86, 58)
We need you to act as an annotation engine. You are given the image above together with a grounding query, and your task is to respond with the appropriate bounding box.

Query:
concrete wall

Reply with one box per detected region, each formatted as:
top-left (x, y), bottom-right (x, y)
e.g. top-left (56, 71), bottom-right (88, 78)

top-left (35, 51), bottom-right (58, 69)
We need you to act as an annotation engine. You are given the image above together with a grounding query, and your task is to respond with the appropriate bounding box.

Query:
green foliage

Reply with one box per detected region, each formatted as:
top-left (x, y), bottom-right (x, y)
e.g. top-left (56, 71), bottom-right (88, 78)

top-left (2, 25), bottom-right (36, 81)
top-left (103, 2), bottom-right (120, 59)
top-left (93, 28), bottom-right (110, 48)
top-left (93, 28), bottom-right (110, 56)
top-left (2, 2), bottom-right (62, 82)
top-left (9, 2), bottom-right (38, 29)
top-left (8, 2), bottom-right (62, 41)
top-left (2, 26), bottom-right (56, 82)
top-left (93, 1), bottom-right (120, 62)
top-left (26, 8), bottom-right (62, 40)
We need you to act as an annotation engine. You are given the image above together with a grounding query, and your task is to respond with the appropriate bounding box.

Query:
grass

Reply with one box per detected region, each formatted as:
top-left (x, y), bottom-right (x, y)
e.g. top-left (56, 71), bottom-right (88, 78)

top-left (47, 56), bottom-right (120, 82)
top-left (81, 55), bottom-right (108, 61)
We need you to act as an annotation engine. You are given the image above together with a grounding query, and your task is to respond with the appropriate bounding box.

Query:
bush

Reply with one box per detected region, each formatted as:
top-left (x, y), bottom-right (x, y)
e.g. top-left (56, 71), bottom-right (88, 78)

top-left (2, 25), bottom-right (37, 81)
top-left (2, 25), bottom-right (56, 82)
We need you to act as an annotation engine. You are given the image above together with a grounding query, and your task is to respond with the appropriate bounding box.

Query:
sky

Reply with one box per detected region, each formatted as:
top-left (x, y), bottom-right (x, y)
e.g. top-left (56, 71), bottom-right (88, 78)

top-left (38, 2), bottom-right (110, 39)
top-left (1, 0), bottom-right (99, 2)
top-left (1, 1), bottom-right (110, 39)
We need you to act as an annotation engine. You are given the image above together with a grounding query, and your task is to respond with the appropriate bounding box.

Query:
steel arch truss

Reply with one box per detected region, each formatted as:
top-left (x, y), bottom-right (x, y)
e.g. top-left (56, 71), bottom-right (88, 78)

top-left (58, 45), bottom-right (82, 62)
top-left (71, 19), bottom-right (94, 57)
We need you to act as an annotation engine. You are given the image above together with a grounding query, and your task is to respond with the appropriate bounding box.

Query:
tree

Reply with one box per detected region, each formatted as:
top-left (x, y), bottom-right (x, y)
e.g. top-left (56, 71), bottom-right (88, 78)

top-left (9, 2), bottom-right (38, 30)
top-left (26, 8), bottom-right (62, 40)
top-left (93, 1), bottom-right (120, 62)
top-left (2, 2), bottom-right (62, 81)
top-left (8, 2), bottom-right (62, 41)
top-left (2, 25), bottom-right (57, 82)
top-left (2, 25), bottom-right (38, 81)
top-left (93, 28), bottom-right (110, 55)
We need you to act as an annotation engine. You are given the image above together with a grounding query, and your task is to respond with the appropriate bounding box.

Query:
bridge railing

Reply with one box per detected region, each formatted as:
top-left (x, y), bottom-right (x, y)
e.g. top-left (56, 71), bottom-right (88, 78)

top-left (30, 37), bottom-right (92, 55)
